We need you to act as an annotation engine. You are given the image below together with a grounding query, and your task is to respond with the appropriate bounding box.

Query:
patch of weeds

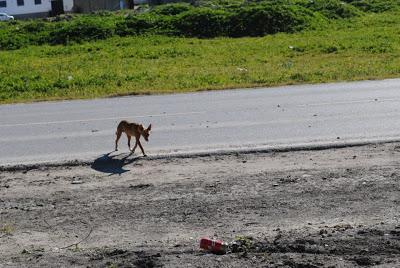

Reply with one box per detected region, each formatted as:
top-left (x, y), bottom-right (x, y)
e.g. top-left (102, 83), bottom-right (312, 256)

top-left (68, 244), bottom-right (81, 252)
top-left (362, 43), bottom-right (394, 53)
top-left (0, 224), bottom-right (15, 235)
top-left (282, 60), bottom-right (294, 69)
top-left (321, 45), bottom-right (339, 53)
top-left (290, 73), bottom-right (309, 82)
top-left (231, 235), bottom-right (254, 254)
top-left (289, 45), bottom-right (306, 52)
top-left (21, 247), bottom-right (44, 255)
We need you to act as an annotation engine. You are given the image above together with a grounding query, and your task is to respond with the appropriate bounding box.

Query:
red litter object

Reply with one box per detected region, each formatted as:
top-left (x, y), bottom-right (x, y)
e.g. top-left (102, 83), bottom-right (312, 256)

top-left (199, 237), bottom-right (228, 254)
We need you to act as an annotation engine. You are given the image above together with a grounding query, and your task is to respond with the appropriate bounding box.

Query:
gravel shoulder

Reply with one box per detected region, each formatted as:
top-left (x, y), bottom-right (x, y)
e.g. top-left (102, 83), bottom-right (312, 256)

top-left (1, 143), bottom-right (400, 267)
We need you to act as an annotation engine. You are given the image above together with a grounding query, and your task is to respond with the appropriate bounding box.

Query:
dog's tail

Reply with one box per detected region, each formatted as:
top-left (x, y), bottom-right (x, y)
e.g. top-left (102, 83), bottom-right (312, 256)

top-left (116, 120), bottom-right (126, 135)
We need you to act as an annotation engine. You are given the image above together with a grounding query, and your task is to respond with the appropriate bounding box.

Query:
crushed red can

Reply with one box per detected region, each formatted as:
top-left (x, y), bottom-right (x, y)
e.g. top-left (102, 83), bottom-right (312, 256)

top-left (199, 237), bottom-right (228, 254)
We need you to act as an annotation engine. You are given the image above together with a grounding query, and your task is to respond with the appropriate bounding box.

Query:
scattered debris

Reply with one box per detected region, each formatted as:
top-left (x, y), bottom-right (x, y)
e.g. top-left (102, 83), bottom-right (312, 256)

top-left (237, 67), bottom-right (248, 72)
top-left (200, 237), bottom-right (228, 254)
top-left (21, 249), bottom-right (31, 254)
top-left (200, 235), bottom-right (256, 255)
top-left (231, 236), bottom-right (254, 253)
top-left (129, 183), bottom-right (152, 189)
top-left (60, 225), bottom-right (93, 250)
top-left (353, 256), bottom-right (374, 266)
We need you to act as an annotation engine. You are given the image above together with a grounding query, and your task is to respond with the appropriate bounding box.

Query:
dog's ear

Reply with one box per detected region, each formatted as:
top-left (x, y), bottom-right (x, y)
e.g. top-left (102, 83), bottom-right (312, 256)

top-left (139, 124), bottom-right (144, 130)
top-left (147, 124), bottom-right (152, 131)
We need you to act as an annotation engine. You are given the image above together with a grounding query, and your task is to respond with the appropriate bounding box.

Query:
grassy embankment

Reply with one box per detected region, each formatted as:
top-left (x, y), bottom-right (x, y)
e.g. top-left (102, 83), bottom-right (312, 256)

top-left (0, 1), bottom-right (399, 103)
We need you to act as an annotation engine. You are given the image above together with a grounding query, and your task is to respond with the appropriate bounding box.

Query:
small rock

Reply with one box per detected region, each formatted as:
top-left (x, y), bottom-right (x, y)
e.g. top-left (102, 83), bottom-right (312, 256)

top-left (129, 183), bottom-right (152, 189)
top-left (71, 181), bottom-right (84, 184)
top-left (21, 249), bottom-right (31, 254)
top-left (354, 256), bottom-right (373, 266)
top-left (319, 229), bottom-right (328, 235)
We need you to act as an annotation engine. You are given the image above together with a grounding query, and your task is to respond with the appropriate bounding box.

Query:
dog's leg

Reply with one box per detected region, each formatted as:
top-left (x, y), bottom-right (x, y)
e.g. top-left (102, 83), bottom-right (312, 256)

top-left (115, 130), bottom-right (122, 151)
top-left (138, 140), bottom-right (147, 157)
top-left (131, 138), bottom-right (138, 153)
top-left (127, 134), bottom-right (131, 150)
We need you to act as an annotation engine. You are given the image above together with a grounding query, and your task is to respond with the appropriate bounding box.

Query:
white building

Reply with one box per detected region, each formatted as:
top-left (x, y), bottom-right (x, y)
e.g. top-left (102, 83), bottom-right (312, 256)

top-left (0, 0), bottom-right (74, 19)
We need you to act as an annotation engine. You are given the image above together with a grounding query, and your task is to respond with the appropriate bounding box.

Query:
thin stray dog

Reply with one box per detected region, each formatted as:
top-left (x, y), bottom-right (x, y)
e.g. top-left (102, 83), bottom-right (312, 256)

top-left (115, 120), bottom-right (152, 156)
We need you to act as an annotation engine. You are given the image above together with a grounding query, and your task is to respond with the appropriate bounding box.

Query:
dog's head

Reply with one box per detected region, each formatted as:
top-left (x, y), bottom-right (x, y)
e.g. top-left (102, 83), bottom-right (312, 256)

top-left (140, 124), bottom-right (152, 142)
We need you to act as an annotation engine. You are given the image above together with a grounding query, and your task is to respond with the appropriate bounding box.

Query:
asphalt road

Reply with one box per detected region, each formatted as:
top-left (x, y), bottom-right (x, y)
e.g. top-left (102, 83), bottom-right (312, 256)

top-left (1, 78), bottom-right (400, 166)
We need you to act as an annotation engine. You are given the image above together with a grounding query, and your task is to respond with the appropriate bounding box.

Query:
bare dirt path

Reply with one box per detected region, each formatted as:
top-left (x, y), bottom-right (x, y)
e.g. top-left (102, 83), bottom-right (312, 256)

top-left (1, 143), bottom-right (400, 267)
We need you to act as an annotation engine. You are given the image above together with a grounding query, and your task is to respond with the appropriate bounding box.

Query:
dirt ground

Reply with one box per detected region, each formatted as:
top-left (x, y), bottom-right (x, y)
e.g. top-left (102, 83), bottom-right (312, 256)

top-left (1, 143), bottom-right (400, 268)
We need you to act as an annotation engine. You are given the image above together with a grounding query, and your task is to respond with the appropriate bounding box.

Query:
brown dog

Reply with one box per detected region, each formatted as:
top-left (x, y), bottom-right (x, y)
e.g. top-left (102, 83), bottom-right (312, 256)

top-left (115, 120), bottom-right (152, 156)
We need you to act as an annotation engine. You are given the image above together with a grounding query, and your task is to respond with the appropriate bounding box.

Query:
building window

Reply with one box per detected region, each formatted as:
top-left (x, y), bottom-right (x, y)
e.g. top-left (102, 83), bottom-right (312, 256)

top-left (35, 0), bottom-right (41, 4)
top-left (0, 1), bottom-right (6, 8)
top-left (17, 0), bottom-right (24, 6)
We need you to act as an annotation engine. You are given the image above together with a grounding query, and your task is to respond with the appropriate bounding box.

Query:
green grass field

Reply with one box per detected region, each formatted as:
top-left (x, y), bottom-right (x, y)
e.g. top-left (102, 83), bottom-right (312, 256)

top-left (1, 10), bottom-right (400, 104)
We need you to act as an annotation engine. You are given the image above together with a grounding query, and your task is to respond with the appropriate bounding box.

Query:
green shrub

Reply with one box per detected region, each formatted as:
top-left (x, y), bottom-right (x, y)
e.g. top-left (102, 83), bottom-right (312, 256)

top-left (22, 21), bottom-right (48, 32)
top-left (228, 4), bottom-right (317, 37)
top-left (153, 3), bottom-right (193, 15)
top-left (49, 17), bottom-right (114, 44)
top-left (116, 15), bottom-right (156, 36)
top-left (0, 33), bottom-right (28, 50)
top-left (173, 8), bottom-right (230, 37)
top-left (304, 0), bottom-right (361, 19)
top-left (344, 0), bottom-right (399, 13)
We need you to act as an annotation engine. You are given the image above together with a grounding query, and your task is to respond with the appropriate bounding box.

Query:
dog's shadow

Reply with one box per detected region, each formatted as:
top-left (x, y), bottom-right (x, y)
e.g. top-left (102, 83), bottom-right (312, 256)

top-left (91, 151), bottom-right (139, 175)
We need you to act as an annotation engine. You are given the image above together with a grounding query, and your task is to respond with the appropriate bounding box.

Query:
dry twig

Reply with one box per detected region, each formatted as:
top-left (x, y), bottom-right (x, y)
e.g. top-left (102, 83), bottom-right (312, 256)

top-left (60, 225), bottom-right (94, 250)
